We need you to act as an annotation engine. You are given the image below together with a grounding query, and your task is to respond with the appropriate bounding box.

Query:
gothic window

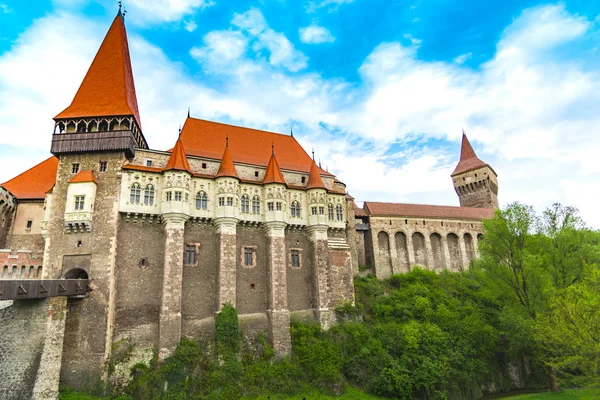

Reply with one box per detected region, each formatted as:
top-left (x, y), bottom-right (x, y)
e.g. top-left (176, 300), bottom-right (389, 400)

top-left (311, 206), bottom-right (317, 216)
top-left (196, 191), bottom-right (208, 210)
top-left (74, 195), bottom-right (85, 210)
top-left (71, 163), bottom-right (80, 174)
top-left (166, 192), bottom-right (172, 201)
top-left (241, 195), bottom-right (250, 213)
top-left (336, 204), bottom-right (343, 221)
top-left (328, 204), bottom-right (334, 220)
top-left (268, 202), bottom-right (274, 211)
top-left (130, 183), bottom-right (141, 204)
top-left (319, 206), bottom-right (325, 215)
top-left (227, 197), bottom-right (233, 206)
top-left (276, 202), bottom-right (282, 211)
top-left (185, 245), bottom-right (197, 266)
top-left (290, 201), bottom-right (301, 218)
top-left (218, 197), bottom-right (225, 206)
top-left (144, 185), bottom-right (155, 205)
top-left (252, 196), bottom-right (260, 214)
top-left (174, 191), bottom-right (182, 201)
top-left (290, 249), bottom-right (301, 268)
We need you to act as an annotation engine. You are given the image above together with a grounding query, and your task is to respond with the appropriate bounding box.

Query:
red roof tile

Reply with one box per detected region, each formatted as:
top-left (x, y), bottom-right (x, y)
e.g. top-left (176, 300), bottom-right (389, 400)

top-left (179, 117), bottom-right (334, 175)
top-left (216, 145), bottom-right (238, 179)
top-left (2, 157), bottom-right (58, 200)
top-left (54, 14), bottom-right (142, 127)
top-left (164, 138), bottom-right (192, 173)
top-left (306, 160), bottom-right (326, 189)
top-left (263, 150), bottom-right (286, 185)
top-left (68, 170), bottom-right (96, 184)
top-left (364, 201), bottom-right (495, 220)
top-left (451, 132), bottom-right (488, 176)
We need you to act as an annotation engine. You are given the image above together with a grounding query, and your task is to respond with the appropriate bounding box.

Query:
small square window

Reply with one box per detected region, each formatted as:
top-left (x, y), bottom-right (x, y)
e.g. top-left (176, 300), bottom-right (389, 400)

top-left (202, 163), bottom-right (207, 169)
top-left (311, 206), bottom-right (317, 215)
top-left (74, 195), bottom-right (85, 210)
top-left (174, 191), bottom-right (182, 201)
top-left (99, 161), bottom-right (107, 172)
top-left (72, 163), bottom-right (80, 174)
top-left (26, 220), bottom-right (32, 229)
top-left (146, 160), bottom-right (152, 167)
top-left (301, 176), bottom-right (306, 184)
top-left (254, 171), bottom-right (259, 178)
top-left (76, 240), bottom-right (83, 247)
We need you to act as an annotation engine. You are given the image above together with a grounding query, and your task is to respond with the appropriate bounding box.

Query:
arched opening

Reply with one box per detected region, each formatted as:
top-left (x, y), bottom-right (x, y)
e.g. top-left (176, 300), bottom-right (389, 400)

top-left (76, 122), bottom-right (87, 133)
top-left (98, 120), bottom-right (108, 132)
top-left (464, 233), bottom-right (475, 263)
top-left (2, 266), bottom-right (8, 278)
top-left (430, 233), bottom-right (445, 271)
top-left (63, 268), bottom-right (89, 279)
top-left (412, 232), bottom-right (428, 268)
top-left (447, 233), bottom-right (462, 271)
top-left (377, 231), bottom-right (392, 278)
top-left (28, 266), bottom-right (35, 279)
top-left (66, 121), bottom-right (76, 133)
top-left (109, 119), bottom-right (119, 131)
top-left (36, 266), bottom-right (43, 279)
top-left (394, 231), bottom-right (410, 273)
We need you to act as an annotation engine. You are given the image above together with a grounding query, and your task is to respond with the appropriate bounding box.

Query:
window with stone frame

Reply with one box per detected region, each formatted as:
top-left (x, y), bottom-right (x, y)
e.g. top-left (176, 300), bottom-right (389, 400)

top-left (227, 197), bottom-right (234, 206)
top-left (290, 201), bottom-right (301, 218)
top-left (174, 191), bottom-right (182, 201)
top-left (289, 248), bottom-right (302, 268)
top-left (99, 161), bottom-right (108, 172)
top-left (165, 191), bottom-right (172, 201)
top-left (218, 197), bottom-right (225, 206)
top-left (241, 195), bottom-right (250, 213)
top-left (252, 195), bottom-right (261, 214)
top-left (311, 206), bottom-right (317, 215)
top-left (328, 204), bottom-right (334, 220)
top-left (184, 244), bottom-right (199, 266)
top-left (267, 202), bottom-right (274, 211)
top-left (319, 206), bottom-right (325, 215)
top-left (130, 183), bottom-right (141, 204)
top-left (74, 195), bottom-right (85, 210)
top-left (336, 204), bottom-right (343, 221)
top-left (196, 191), bottom-right (208, 210)
top-left (71, 163), bottom-right (80, 174)
top-left (276, 202), bottom-right (282, 211)
top-left (144, 184), bottom-right (155, 205)
top-left (242, 246), bottom-right (257, 268)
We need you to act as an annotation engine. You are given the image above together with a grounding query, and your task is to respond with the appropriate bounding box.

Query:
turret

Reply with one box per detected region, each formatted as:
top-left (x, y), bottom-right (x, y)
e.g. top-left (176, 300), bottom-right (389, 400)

top-left (451, 132), bottom-right (498, 209)
top-left (51, 9), bottom-right (147, 158)
top-left (263, 146), bottom-right (287, 224)
top-left (214, 139), bottom-right (240, 223)
top-left (162, 137), bottom-right (192, 217)
top-left (306, 159), bottom-right (328, 230)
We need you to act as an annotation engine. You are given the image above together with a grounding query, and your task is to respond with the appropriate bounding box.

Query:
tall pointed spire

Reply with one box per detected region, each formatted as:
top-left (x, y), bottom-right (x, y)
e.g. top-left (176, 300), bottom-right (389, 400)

top-left (164, 137), bottom-right (192, 173)
top-left (216, 140), bottom-right (238, 179)
top-left (54, 12), bottom-right (142, 128)
top-left (264, 146), bottom-right (286, 185)
top-left (451, 131), bottom-right (487, 176)
top-left (306, 159), bottom-right (326, 189)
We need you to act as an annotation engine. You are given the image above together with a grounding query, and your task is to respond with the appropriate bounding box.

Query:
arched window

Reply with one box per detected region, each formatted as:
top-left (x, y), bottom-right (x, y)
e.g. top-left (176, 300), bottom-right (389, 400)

top-left (130, 183), bottom-right (141, 204)
top-left (29, 266), bottom-right (35, 279)
top-left (11, 265), bottom-right (17, 278)
top-left (252, 196), bottom-right (260, 214)
top-left (2, 266), bottom-right (8, 278)
top-left (37, 266), bottom-right (43, 278)
top-left (290, 201), bottom-right (301, 218)
top-left (241, 195), bottom-right (250, 213)
top-left (328, 204), bottom-right (334, 220)
top-left (336, 204), bottom-right (343, 221)
top-left (144, 184), bottom-right (155, 205)
top-left (196, 191), bottom-right (208, 210)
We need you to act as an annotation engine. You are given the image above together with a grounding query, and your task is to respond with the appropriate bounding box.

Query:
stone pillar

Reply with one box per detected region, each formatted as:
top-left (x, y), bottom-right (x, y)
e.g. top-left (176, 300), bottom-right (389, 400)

top-left (265, 221), bottom-right (291, 358)
top-left (388, 233), bottom-right (398, 275)
top-left (158, 214), bottom-right (188, 359)
top-left (442, 236), bottom-right (452, 271)
top-left (473, 234), bottom-right (480, 258)
top-left (406, 231), bottom-right (416, 269)
top-left (215, 218), bottom-right (237, 309)
top-left (459, 234), bottom-right (469, 270)
top-left (32, 297), bottom-right (68, 400)
top-left (424, 234), bottom-right (435, 271)
top-left (308, 226), bottom-right (334, 329)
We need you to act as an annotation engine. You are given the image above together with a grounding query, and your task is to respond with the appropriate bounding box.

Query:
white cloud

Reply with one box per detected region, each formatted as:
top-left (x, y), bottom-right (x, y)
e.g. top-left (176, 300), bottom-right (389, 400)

top-left (453, 52), bottom-right (472, 64)
top-left (299, 24), bottom-right (335, 44)
top-left (184, 19), bottom-right (198, 32)
top-left (306, 0), bottom-right (354, 13)
top-left (123, 0), bottom-right (214, 24)
top-left (1, 4), bottom-right (599, 228)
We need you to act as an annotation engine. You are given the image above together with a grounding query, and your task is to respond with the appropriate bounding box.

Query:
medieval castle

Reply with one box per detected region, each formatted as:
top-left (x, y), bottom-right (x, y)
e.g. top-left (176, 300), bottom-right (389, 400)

top-left (0, 10), bottom-right (498, 399)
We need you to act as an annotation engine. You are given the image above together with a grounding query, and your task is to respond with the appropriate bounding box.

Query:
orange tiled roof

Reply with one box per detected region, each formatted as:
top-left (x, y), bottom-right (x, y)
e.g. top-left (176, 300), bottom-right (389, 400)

top-left (364, 201), bottom-right (495, 220)
top-left (179, 117), bottom-right (334, 175)
top-left (68, 170), bottom-right (96, 184)
top-left (2, 157), bottom-right (58, 200)
top-left (263, 150), bottom-right (286, 185)
top-left (216, 145), bottom-right (238, 179)
top-left (306, 160), bottom-right (326, 189)
top-left (164, 138), bottom-right (192, 173)
top-left (451, 132), bottom-right (489, 176)
top-left (54, 14), bottom-right (142, 127)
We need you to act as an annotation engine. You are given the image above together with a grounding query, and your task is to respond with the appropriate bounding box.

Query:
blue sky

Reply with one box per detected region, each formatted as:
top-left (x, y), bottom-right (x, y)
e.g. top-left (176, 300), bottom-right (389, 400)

top-left (0, 0), bottom-right (599, 227)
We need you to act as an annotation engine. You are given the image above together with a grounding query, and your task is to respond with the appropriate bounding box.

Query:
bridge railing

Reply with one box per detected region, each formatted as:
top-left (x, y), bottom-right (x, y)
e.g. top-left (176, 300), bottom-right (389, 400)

top-left (0, 279), bottom-right (92, 301)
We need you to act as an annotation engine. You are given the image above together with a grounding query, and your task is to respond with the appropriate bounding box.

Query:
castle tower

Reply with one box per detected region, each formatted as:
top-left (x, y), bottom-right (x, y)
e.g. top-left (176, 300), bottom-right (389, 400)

top-left (451, 132), bottom-right (499, 209)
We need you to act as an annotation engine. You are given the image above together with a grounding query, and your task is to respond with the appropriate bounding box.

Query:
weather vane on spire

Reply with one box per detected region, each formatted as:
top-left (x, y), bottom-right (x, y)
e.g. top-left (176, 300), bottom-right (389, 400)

top-left (272, 143), bottom-right (275, 156)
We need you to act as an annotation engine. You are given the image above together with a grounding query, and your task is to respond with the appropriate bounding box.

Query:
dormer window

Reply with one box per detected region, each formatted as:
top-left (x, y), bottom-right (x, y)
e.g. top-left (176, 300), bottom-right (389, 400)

top-left (74, 195), bottom-right (85, 210)
top-left (146, 160), bottom-right (152, 167)
top-left (301, 176), bottom-right (306, 184)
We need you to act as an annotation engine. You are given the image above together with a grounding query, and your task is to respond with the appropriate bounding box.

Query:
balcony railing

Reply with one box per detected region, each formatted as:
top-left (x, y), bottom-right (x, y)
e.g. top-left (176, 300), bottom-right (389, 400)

top-left (51, 130), bottom-right (136, 157)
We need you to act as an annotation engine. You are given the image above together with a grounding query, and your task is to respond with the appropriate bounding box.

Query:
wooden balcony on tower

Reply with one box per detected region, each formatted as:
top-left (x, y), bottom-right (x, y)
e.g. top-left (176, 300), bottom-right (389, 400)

top-left (51, 130), bottom-right (137, 158)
